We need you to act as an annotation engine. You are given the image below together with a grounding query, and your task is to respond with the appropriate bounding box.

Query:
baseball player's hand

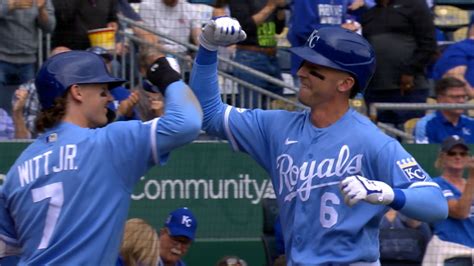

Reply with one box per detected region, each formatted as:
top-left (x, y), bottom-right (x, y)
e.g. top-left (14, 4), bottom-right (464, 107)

top-left (199, 16), bottom-right (247, 51)
top-left (146, 57), bottom-right (181, 94)
top-left (340, 175), bottom-right (394, 206)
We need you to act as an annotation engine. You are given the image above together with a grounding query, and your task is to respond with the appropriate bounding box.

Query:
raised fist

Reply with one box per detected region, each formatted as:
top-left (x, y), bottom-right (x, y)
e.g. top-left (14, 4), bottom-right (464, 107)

top-left (199, 17), bottom-right (247, 51)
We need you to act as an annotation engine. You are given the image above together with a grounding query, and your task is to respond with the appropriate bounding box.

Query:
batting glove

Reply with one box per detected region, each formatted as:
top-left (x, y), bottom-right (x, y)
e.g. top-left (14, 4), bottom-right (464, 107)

top-left (199, 16), bottom-right (247, 51)
top-left (340, 175), bottom-right (394, 206)
top-left (146, 57), bottom-right (181, 94)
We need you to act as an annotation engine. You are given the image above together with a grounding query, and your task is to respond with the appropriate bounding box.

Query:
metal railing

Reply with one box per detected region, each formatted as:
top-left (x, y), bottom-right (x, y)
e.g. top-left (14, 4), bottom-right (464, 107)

top-left (370, 102), bottom-right (474, 142)
top-left (117, 15), bottom-right (301, 110)
top-left (370, 102), bottom-right (474, 120)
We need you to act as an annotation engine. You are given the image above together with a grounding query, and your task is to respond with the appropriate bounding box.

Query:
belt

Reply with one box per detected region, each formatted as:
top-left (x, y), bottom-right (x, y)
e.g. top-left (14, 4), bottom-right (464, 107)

top-left (237, 45), bottom-right (277, 56)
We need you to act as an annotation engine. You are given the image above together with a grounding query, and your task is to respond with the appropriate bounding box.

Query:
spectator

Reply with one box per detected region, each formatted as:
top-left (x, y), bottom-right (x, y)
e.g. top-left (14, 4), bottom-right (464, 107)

top-left (118, 218), bottom-right (161, 266)
top-left (159, 207), bottom-right (197, 266)
top-left (414, 77), bottom-right (474, 144)
top-left (116, 0), bottom-right (158, 46)
top-left (0, 0), bottom-right (55, 111)
top-left (11, 88), bottom-right (29, 139)
top-left (9, 46), bottom-right (71, 139)
top-left (0, 107), bottom-right (14, 140)
top-left (51, 0), bottom-right (119, 50)
top-left (137, 87), bottom-right (164, 120)
top-left (362, 0), bottom-right (437, 127)
top-left (11, 80), bottom-right (40, 138)
top-left (226, 0), bottom-right (287, 109)
top-left (422, 135), bottom-right (474, 265)
top-left (432, 13), bottom-right (474, 97)
top-left (139, 0), bottom-right (202, 74)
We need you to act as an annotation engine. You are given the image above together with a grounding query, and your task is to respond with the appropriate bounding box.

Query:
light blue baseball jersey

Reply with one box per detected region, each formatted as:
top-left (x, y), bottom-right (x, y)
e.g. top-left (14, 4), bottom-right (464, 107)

top-left (0, 81), bottom-right (202, 264)
top-left (432, 177), bottom-right (474, 247)
top-left (190, 48), bottom-right (447, 265)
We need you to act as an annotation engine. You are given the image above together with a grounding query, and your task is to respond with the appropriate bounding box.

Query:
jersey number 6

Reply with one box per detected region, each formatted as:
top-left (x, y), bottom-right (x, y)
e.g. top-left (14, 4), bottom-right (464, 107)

top-left (320, 192), bottom-right (340, 228)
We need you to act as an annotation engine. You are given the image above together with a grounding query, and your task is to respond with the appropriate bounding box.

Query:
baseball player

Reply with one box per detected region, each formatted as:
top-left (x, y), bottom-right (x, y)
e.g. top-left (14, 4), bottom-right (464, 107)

top-left (190, 17), bottom-right (448, 265)
top-left (0, 51), bottom-right (202, 264)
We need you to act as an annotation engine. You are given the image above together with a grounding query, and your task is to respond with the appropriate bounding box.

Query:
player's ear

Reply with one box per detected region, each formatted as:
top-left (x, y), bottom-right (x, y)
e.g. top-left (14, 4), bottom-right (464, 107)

top-left (336, 76), bottom-right (355, 94)
top-left (69, 84), bottom-right (83, 102)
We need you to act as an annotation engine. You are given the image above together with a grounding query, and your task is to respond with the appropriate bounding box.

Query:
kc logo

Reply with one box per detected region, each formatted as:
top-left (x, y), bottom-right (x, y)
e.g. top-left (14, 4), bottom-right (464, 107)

top-left (397, 158), bottom-right (426, 181)
top-left (181, 215), bottom-right (192, 227)
top-left (307, 30), bottom-right (320, 48)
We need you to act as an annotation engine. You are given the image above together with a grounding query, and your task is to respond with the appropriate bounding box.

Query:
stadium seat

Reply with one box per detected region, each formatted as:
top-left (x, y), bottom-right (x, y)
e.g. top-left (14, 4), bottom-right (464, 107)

top-left (379, 228), bottom-right (429, 266)
top-left (426, 97), bottom-right (437, 115)
top-left (434, 5), bottom-right (470, 41)
top-left (403, 117), bottom-right (420, 138)
top-left (467, 98), bottom-right (474, 117)
top-left (444, 256), bottom-right (473, 266)
top-left (453, 26), bottom-right (469, 41)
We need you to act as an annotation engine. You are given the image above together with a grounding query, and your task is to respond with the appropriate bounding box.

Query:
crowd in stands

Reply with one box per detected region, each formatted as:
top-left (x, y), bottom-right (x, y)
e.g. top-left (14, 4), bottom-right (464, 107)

top-left (1, 0), bottom-right (473, 142)
top-left (0, 0), bottom-right (473, 142)
top-left (1, 0), bottom-right (474, 265)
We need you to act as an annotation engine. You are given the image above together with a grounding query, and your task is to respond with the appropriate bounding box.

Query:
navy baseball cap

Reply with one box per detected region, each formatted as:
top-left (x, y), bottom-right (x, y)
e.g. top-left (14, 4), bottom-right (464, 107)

top-left (165, 207), bottom-right (197, 241)
top-left (441, 135), bottom-right (469, 152)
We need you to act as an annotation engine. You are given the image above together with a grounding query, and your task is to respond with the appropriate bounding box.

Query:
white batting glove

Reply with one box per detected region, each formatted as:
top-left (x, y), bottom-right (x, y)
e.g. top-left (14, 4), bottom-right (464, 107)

top-left (199, 16), bottom-right (247, 51)
top-left (340, 175), bottom-right (394, 207)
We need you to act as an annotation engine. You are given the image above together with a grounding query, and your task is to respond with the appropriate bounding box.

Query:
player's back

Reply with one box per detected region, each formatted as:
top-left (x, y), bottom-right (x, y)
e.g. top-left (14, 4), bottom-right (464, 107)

top-left (2, 121), bottom-right (151, 264)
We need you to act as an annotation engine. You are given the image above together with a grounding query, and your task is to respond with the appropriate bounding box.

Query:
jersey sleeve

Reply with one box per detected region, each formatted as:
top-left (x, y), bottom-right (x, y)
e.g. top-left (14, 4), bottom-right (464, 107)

top-left (190, 56), bottom-right (276, 171)
top-left (373, 140), bottom-right (447, 222)
top-left (373, 140), bottom-right (436, 188)
top-left (225, 107), bottom-right (279, 170)
top-left (103, 81), bottom-right (202, 188)
top-left (0, 189), bottom-right (21, 257)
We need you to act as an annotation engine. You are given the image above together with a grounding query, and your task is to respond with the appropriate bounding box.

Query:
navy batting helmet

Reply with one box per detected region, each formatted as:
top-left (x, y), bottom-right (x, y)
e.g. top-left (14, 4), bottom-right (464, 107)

top-left (35, 51), bottom-right (125, 109)
top-left (289, 26), bottom-right (376, 94)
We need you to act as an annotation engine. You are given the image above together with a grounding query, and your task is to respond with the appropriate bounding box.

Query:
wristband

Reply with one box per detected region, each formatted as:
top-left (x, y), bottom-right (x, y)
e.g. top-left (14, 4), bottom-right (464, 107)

top-left (146, 57), bottom-right (181, 94)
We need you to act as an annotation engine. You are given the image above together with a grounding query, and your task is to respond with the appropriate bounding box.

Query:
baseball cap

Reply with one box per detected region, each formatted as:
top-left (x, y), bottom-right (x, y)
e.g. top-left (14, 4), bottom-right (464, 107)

top-left (164, 207), bottom-right (197, 241)
top-left (441, 135), bottom-right (469, 152)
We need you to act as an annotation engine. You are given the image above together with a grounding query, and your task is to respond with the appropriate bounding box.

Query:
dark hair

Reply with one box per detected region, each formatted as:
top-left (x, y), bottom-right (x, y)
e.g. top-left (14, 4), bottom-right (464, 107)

top-left (35, 96), bottom-right (67, 133)
top-left (435, 77), bottom-right (467, 97)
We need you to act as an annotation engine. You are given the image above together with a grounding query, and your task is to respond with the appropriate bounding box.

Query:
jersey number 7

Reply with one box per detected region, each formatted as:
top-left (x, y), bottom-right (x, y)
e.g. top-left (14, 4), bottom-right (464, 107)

top-left (31, 182), bottom-right (64, 249)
